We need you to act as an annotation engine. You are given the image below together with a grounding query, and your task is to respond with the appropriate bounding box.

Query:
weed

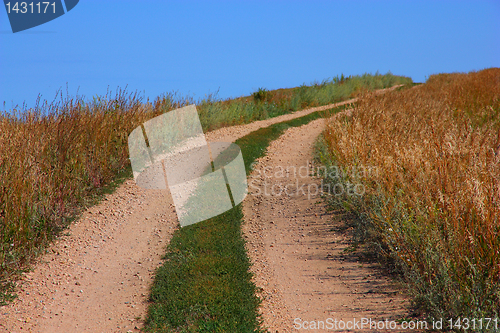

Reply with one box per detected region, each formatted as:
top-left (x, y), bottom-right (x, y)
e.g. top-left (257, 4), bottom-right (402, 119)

top-left (252, 88), bottom-right (270, 103)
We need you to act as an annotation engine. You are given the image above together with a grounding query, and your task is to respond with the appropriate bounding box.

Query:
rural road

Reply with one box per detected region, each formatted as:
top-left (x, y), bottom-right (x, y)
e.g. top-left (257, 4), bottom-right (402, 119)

top-left (242, 117), bottom-right (408, 332)
top-left (0, 86), bottom-right (407, 332)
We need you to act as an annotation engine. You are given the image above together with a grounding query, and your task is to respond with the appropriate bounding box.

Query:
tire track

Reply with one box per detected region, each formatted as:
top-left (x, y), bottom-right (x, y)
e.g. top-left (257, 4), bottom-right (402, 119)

top-left (0, 86), bottom-right (401, 333)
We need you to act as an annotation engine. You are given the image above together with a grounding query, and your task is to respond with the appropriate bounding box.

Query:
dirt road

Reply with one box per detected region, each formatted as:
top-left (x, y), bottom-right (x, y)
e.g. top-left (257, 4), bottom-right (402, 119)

top-left (242, 117), bottom-right (408, 332)
top-left (0, 88), bottom-right (407, 332)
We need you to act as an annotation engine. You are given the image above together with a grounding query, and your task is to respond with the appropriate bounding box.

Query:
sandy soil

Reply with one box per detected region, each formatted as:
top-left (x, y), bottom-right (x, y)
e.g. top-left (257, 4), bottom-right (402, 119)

top-left (242, 117), bottom-right (409, 332)
top-left (0, 87), bottom-right (406, 332)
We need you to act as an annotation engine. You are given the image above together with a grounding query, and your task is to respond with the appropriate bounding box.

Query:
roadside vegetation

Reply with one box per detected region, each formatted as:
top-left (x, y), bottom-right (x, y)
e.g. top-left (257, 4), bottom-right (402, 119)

top-left (197, 72), bottom-right (412, 131)
top-left (318, 68), bottom-right (500, 325)
top-left (0, 72), bottom-right (411, 307)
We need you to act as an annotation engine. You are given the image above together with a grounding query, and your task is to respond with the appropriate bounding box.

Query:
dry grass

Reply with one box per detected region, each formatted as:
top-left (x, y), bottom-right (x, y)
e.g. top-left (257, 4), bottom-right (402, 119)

top-left (323, 68), bottom-right (500, 320)
top-left (0, 90), bottom-right (185, 302)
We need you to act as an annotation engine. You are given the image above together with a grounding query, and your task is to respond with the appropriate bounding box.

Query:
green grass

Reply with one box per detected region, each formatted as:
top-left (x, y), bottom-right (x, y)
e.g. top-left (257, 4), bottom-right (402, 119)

top-left (146, 207), bottom-right (260, 333)
top-left (197, 72), bottom-right (412, 131)
top-left (143, 105), bottom-right (346, 332)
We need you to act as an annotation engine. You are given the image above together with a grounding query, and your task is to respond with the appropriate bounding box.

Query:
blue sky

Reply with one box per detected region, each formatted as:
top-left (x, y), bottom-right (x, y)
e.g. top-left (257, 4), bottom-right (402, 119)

top-left (1, 0), bottom-right (499, 110)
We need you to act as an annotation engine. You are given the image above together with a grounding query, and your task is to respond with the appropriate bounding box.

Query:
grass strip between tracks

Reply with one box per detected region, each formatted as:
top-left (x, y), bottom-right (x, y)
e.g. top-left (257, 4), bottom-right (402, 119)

top-left (143, 105), bottom-right (346, 332)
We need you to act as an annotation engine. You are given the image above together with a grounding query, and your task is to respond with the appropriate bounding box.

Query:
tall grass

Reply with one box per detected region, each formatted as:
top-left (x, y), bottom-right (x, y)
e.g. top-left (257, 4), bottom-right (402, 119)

top-left (321, 68), bottom-right (500, 323)
top-left (0, 89), bottom-right (186, 303)
top-left (197, 72), bottom-right (413, 131)
top-left (0, 72), bottom-right (411, 304)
